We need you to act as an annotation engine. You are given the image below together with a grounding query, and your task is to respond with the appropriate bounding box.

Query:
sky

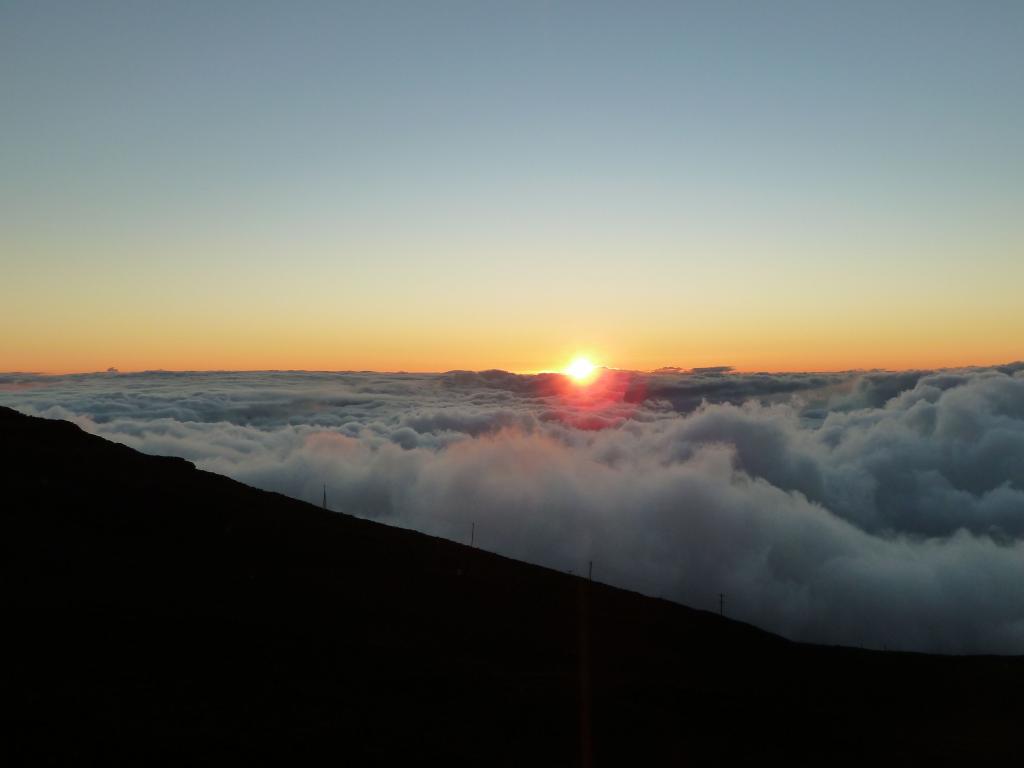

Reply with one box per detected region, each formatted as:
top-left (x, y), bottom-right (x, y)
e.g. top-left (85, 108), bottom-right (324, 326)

top-left (2, 1), bottom-right (1022, 373)
top-left (5, 363), bottom-right (1024, 653)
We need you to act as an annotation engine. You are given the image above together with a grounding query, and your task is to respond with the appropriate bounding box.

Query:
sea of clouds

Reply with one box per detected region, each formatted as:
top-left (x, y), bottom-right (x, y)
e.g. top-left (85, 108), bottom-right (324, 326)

top-left (3, 363), bottom-right (1024, 653)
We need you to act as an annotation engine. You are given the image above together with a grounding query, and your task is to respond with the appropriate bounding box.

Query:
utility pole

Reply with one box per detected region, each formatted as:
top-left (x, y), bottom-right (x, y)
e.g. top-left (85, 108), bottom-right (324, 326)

top-left (719, 593), bottom-right (724, 616)
top-left (588, 561), bottom-right (593, 581)
top-left (322, 483), bottom-right (327, 510)
top-left (470, 522), bottom-right (475, 548)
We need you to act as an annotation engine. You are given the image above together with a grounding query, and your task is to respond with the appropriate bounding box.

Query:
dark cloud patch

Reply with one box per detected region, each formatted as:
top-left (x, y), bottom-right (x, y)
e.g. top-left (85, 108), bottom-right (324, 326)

top-left (827, 370), bottom-right (928, 410)
top-left (995, 361), bottom-right (1024, 376)
top-left (641, 370), bottom-right (848, 413)
top-left (3, 365), bottom-right (1024, 653)
top-left (441, 367), bottom-right (853, 415)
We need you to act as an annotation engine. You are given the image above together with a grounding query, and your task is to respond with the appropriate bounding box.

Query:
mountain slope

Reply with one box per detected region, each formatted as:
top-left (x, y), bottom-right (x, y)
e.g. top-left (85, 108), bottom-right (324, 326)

top-left (2, 405), bottom-right (1021, 765)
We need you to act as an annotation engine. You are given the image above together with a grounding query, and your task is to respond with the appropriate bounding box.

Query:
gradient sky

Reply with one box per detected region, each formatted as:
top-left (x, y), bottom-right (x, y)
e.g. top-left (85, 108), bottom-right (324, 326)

top-left (2, 1), bottom-right (1022, 374)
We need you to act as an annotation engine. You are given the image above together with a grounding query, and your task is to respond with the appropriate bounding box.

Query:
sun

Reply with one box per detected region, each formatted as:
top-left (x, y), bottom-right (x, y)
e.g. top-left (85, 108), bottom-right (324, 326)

top-left (564, 356), bottom-right (597, 384)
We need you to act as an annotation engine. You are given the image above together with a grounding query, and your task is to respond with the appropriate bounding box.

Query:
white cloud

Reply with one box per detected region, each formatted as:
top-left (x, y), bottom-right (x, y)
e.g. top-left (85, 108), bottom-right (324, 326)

top-left (3, 365), bottom-right (1024, 652)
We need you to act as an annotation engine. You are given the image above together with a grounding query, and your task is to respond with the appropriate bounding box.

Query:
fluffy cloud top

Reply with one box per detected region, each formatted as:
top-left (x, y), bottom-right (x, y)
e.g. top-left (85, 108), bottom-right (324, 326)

top-left (3, 364), bottom-right (1024, 653)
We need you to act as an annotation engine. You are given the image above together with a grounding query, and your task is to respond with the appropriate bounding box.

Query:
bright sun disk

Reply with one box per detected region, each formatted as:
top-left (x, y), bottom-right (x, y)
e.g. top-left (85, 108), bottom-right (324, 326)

top-left (565, 356), bottom-right (597, 383)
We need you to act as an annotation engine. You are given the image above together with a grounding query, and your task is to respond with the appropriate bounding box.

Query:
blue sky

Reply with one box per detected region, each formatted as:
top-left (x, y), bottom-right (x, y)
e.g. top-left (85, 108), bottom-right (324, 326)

top-left (2, 1), bottom-right (1022, 372)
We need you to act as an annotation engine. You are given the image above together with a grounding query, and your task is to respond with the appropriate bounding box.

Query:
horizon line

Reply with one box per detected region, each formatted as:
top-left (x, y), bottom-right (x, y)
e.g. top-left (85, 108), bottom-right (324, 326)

top-left (3, 360), bottom-right (1022, 379)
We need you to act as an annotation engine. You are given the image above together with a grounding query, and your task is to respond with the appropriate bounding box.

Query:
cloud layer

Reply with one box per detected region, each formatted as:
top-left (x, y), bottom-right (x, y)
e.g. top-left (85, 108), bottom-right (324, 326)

top-left (3, 364), bottom-right (1024, 653)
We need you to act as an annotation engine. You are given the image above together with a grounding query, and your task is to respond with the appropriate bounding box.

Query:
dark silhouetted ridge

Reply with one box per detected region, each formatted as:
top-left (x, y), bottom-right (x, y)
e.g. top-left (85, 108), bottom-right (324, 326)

top-left (2, 405), bottom-right (1021, 765)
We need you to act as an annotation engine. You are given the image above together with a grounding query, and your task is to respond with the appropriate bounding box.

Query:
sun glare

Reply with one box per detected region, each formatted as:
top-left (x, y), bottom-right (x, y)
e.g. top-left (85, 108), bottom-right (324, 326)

top-left (565, 356), bottom-right (597, 384)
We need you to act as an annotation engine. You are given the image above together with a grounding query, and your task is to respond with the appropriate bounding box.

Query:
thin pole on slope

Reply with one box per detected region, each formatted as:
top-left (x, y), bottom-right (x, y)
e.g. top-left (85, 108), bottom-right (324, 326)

top-left (323, 483), bottom-right (327, 510)
top-left (719, 593), bottom-right (724, 617)
top-left (589, 561), bottom-right (593, 582)
top-left (470, 522), bottom-right (475, 548)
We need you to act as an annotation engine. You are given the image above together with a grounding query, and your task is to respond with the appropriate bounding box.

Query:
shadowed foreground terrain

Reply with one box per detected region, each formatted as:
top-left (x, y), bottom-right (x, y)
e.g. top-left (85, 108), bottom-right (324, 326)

top-left (3, 405), bottom-right (1023, 765)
